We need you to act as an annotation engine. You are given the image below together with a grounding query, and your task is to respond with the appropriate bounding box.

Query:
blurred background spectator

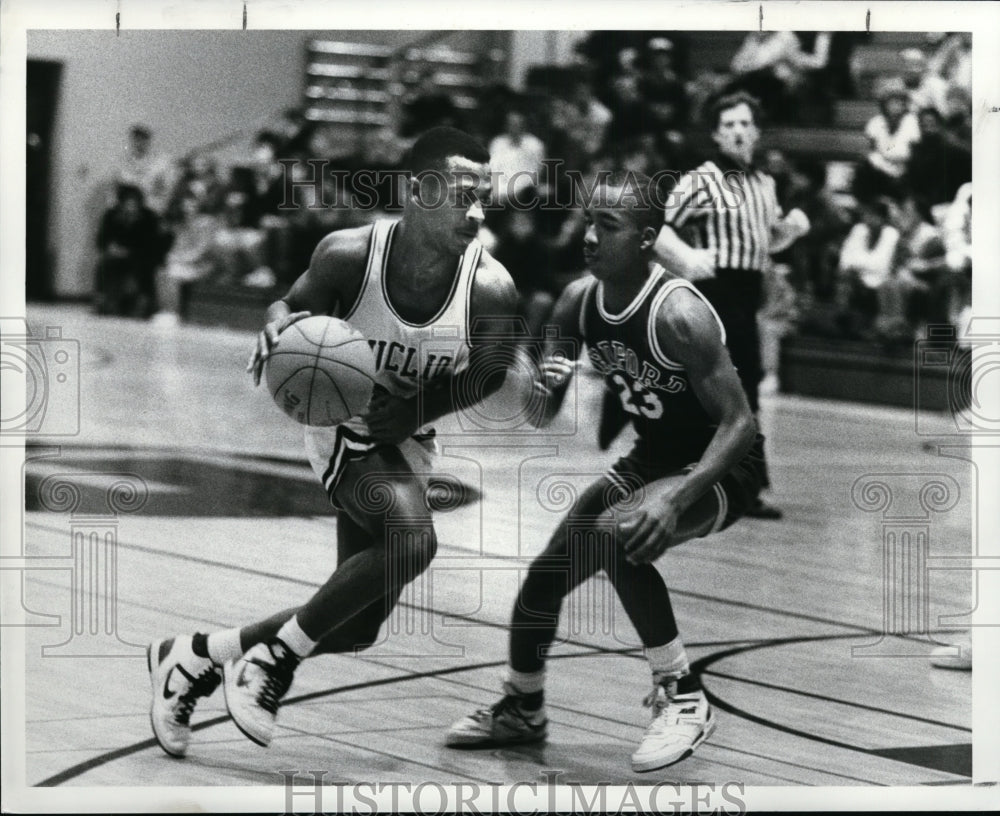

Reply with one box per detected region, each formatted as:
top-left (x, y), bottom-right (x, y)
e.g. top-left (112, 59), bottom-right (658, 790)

top-left (400, 67), bottom-right (465, 137)
top-left (117, 125), bottom-right (175, 216)
top-left (94, 184), bottom-right (167, 318)
top-left (489, 110), bottom-right (546, 205)
top-left (152, 189), bottom-right (220, 326)
top-left (856, 77), bottom-right (920, 201)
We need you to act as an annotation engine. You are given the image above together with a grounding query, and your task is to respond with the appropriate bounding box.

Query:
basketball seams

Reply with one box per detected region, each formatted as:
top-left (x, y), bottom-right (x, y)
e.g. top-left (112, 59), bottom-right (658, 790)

top-left (313, 368), bottom-right (351, 424)
top-left (306, 317), bottom-right (338, 424)
top-left (265, 316), bottom-right (377, 426)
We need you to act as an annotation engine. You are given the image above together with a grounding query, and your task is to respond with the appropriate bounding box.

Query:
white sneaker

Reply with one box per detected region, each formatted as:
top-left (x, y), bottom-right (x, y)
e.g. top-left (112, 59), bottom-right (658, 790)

top-left (223, 639), bottom-right (299, 747)
top-left (446, 682), bottom-right (548, 747)
top-left (930, 640), bottom-right (972, 670)
top-left (147, 636), bottom-right (222, 757)
top-left (631, 676), bottom-right (716, 772)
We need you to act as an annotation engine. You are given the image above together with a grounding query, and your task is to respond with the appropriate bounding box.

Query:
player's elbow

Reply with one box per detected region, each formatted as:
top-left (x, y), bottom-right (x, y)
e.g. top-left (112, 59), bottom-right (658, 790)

top-left (731, 409), bottom-right (756, 457)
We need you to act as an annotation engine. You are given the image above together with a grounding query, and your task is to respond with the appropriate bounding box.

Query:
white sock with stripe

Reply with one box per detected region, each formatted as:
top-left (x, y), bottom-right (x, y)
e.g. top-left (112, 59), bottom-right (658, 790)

top-left (206, 628), bottom-right (244, 665)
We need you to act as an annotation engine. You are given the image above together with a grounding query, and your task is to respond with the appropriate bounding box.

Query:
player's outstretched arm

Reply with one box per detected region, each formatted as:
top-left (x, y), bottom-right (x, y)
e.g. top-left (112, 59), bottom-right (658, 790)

top-left (621, 289), bottom-right (756, 564)
top-left (529, 275), bottom-right (589, 428)
top-left (417, 252), bottom-right (521, 428)
top-left (247, 227), bottom-right (369, 385)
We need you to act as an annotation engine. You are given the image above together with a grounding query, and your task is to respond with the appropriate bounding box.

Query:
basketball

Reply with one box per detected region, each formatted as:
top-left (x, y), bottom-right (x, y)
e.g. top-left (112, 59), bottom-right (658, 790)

top-left (265, 316), bottom-right (377, 426)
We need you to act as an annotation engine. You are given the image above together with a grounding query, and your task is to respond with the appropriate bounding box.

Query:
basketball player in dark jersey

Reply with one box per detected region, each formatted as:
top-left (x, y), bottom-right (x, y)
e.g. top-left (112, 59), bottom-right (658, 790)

top-left (447, 171), bottom-right (766, 772)
top-left (146, 127), bottom-right (519, 756)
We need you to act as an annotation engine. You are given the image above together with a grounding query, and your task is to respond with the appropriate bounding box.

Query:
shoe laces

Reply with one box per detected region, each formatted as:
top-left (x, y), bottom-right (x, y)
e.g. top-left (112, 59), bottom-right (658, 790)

top-left (174, 665), bottom-right (221, 726)
top-left (642, 683), bottom-right (702, 734)
top-left (254, 646), bottom-right (298, 715)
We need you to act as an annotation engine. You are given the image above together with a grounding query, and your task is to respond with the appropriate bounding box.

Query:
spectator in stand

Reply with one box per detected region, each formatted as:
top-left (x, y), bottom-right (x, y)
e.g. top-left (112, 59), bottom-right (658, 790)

top-left (856, 78), bottom-right (921, 201)
top-left (836, 198), bottom-right (900, 338)
top-left (208, 187), bottom-right (270, 287)
top-left (884, 196), bottom-right (942, 340)
top-left (275, 107), bottom-right (315, 156)
top-left (152, 190), bottom-right (220, 327)
top-left (806, 32), bottom-right (866, 107)
top-left (560, 74), bottom-right (613, 160)
top-left (900, 48), bottom-right (949, 117)
top-left (942, 181), bottom-right (972, 338)
top-left (94, 184), bottom-right (167, 318)
top-left (942, 85), bottom-right (972, 153)
top-left (606, 71), bottom-right (650, 140)
top-left (728, 31), bottom-right (805, 122)
top-left (181, 153), bottom-right (226, 215)
top-left (640, 38), bottom-right (689, 133)
top-left (489, 110), bottom-right (546, 206)
top-left (905, 107), bottom-right (971, 216)
top-left (118, 124), bottom-right (175, 216)
top-left (928, 32), bottom-right (972, 97)
top-left (251, 130), bottom-right (287, 219)
top-left (790, 160), bottom-right (854, 302)
top-left (399, 67), bottom-right (464, 138)
top-left (789, 32), bottom-right (835, 124)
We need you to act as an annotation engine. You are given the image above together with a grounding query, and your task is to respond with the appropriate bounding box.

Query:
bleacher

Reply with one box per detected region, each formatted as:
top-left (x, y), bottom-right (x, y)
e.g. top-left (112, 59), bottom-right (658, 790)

top-left (302, 38), bottom-right (505, 129)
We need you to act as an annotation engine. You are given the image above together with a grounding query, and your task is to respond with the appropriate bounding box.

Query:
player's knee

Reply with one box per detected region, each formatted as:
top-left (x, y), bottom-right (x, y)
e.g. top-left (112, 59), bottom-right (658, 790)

top-left (386, 521), bottom-right (438, 578)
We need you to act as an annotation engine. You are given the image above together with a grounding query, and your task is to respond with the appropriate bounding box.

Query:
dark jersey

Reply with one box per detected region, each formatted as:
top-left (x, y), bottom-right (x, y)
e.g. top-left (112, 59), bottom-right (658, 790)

top-left (579, 265), bottom-right (727, 459)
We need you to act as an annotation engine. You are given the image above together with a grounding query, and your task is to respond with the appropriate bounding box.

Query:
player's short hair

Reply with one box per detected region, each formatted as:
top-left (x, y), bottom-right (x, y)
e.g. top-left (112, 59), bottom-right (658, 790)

top-left (597, 170), bottom-right (665, 234)
top-left (130, 124), bottom-right (151, 139)
top-left (406, 126), bottom-right (490, 175)
top-left (708, 91), bottom-right (763, 130)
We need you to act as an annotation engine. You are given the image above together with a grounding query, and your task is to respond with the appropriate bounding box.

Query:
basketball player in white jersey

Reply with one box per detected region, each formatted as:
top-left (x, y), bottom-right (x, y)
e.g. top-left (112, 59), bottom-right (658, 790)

top-left (446, 172), bottom-right (764, 771)
top-left (147, 127), bottom-right (519, 755)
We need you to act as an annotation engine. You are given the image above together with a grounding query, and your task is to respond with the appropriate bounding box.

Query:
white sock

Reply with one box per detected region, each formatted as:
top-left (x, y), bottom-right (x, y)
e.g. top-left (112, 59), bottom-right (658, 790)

top-left (206, 628), bottom-right (244, 665)
top-left (505, 666), bottom-right (546, 695)
top-left (645, 637), bottom-right (689, 682)
top-left (277, 615), bottom-right (318, 659)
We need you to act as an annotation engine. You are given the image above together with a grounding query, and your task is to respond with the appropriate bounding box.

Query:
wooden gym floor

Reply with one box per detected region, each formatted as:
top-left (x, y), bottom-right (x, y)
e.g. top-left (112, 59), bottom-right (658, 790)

top-left (12, 304), bottom-right (981, 788)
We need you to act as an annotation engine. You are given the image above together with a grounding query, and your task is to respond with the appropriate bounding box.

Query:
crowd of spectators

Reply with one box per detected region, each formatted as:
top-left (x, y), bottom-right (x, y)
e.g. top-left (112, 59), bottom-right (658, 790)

top-left (91, 31), bottom-right (974, 346)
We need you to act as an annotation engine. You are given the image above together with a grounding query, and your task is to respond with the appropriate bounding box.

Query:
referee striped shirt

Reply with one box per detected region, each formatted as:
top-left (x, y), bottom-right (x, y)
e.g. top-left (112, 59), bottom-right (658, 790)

top-left (663, 155), bottom-right (782, 272)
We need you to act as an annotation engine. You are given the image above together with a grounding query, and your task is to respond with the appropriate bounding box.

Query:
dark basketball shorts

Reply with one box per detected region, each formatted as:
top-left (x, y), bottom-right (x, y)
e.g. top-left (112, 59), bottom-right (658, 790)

top-left (305, 422), bottom-right (438, 510)
top-left (605, 433), bottom-right (767, 534)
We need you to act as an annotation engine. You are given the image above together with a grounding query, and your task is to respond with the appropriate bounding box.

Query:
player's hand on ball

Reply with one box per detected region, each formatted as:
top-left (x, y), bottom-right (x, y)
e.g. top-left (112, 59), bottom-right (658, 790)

top-left (363, 388), bottom-right (420, 445)
top-left (247, 311), bottom-right (312, 386)
top-left (620, 498), bottom-right (681, 564)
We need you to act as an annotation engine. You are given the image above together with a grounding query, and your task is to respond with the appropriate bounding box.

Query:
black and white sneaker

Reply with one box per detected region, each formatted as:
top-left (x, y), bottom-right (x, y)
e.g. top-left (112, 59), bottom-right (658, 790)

top-left (446, 682), bottom-right (548, 747)
top-left (147, 635), bottom-right (222, 758)
top-left (223, 639), bottom-right (300, 747)
top-left (631, 674), bottom-right (716, 772)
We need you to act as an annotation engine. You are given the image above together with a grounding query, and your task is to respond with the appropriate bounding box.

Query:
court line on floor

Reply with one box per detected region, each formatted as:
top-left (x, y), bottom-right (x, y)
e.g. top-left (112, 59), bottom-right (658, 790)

top-left (691, 642), bottom-right (971, 779)
top-left (24, 519), bottom-right (920, 640)
top-left (703, 668), bottom-right (970, 733)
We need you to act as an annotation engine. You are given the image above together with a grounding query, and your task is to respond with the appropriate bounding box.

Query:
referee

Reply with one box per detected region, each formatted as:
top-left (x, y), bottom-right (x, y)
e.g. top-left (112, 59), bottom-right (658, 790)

top-left (653, 91), bottom-right (810, 519)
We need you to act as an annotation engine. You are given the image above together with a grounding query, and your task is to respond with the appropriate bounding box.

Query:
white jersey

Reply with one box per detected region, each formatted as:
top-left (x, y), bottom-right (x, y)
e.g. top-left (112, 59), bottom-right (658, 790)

top-left (305, 219), bottom-right (481, 464)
